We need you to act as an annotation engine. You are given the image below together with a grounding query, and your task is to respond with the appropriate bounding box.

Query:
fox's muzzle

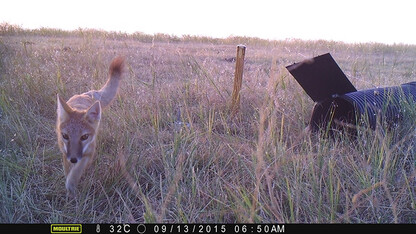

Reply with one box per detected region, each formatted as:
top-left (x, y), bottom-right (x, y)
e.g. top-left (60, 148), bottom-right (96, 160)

top-left (66, 140), bottom-right (83, 164)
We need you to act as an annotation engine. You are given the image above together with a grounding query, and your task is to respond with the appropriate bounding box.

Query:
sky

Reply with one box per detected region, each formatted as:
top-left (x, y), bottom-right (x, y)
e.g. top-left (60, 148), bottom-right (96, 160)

top-left (1, 0), bottom-right (416, 45)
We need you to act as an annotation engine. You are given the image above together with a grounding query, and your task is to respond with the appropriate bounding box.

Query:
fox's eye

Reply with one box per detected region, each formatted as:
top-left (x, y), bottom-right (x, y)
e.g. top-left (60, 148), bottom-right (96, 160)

top-left (80, 134), bottom-right (89, 141)
top-left (62, 133), bottom-right (69, 140)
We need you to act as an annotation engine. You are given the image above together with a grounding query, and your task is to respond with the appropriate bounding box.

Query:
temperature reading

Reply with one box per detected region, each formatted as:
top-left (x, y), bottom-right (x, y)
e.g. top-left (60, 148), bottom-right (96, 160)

top-left (109, 224), bottom-right (131, 233)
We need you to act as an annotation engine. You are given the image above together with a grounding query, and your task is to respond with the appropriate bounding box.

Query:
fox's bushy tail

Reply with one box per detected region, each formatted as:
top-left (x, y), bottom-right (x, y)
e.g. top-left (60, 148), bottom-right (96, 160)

top-left (86, 56), bottom-right (125, 108)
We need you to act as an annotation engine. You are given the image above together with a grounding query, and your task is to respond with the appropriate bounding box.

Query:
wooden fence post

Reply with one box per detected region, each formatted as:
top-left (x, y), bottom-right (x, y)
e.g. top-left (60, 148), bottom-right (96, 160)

top-left (231, 44), bottom-right (246, 117)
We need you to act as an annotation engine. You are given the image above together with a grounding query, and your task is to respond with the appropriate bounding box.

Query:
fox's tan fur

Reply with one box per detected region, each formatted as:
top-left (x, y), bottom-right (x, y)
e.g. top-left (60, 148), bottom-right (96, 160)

top-left (56, 57), bottom-right (124, 195)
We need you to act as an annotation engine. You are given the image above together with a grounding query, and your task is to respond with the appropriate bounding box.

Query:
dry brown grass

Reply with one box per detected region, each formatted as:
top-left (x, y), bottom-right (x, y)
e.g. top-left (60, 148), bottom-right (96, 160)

top-left (0, 25), bottom-right (415, 223)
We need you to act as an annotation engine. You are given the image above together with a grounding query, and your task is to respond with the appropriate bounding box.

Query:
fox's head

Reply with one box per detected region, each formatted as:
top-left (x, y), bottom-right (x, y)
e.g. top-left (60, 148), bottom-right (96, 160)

top-left (56, 94), bottom-right (101, 164)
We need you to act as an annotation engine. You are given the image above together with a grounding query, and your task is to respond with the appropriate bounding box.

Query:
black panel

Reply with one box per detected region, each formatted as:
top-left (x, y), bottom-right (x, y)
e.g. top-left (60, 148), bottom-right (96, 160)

top-left (286, 53), bottom-right (357, 102)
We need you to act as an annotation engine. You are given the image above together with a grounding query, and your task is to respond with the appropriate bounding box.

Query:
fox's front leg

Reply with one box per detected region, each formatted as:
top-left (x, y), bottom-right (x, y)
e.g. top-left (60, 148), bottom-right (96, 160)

top-left (66, 157), bottom-right (90, 195)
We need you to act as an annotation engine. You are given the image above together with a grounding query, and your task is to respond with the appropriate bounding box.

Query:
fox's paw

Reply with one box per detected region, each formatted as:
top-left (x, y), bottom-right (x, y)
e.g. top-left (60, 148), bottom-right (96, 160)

top-left (65, 180), bottom-right (77, 197)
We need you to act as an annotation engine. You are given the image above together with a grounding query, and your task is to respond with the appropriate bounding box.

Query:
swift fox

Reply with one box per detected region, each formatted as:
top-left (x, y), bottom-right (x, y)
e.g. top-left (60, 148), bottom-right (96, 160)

top-left (56, 56), bottom-right (124, 195)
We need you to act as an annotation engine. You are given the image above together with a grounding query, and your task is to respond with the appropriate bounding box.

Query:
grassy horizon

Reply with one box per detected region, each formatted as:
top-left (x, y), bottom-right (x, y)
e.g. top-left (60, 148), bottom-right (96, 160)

top-left (0, 25), bottom-right (415, 223)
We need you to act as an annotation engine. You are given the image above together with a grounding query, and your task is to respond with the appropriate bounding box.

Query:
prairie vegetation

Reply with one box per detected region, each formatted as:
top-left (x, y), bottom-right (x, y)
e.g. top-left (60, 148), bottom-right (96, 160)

top-left (0, 24), bottom-right (415, 223)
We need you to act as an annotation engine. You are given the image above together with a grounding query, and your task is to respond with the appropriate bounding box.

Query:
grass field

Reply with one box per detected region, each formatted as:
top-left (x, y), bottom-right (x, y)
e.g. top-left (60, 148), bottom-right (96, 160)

top-left (0, 24), bottom-right (415, 223)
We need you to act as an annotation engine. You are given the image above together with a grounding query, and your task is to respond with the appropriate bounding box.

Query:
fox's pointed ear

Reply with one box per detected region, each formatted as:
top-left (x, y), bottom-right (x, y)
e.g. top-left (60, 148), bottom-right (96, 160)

top-left (85, 101), bottom-right (101, 123)
top-left (57, 94), bottom-right (72, 121)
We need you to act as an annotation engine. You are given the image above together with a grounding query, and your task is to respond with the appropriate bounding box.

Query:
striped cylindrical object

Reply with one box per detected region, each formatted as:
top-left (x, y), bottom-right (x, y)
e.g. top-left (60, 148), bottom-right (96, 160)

top-left (310, 82), bottom-right (416, 132)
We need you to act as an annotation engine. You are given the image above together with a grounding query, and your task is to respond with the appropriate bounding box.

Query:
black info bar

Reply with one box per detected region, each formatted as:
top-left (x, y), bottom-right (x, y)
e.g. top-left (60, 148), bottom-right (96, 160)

top-left (0, 223), bottom-right (413, 234)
